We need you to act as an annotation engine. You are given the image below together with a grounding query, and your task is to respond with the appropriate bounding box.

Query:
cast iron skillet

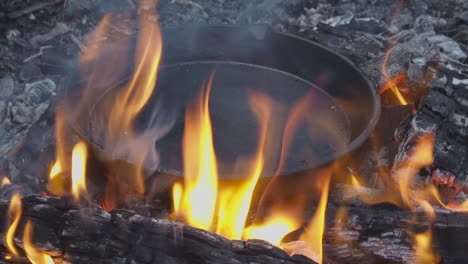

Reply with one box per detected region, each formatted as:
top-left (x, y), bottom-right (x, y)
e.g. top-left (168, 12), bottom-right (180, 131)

top-left (64, 25), bottom-right (381, 179)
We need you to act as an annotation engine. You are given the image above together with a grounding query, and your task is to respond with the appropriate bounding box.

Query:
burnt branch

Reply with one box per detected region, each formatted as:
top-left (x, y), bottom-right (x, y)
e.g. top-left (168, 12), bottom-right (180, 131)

top-left (0, 192), bottom-right (467, 264)
top-left (0, 195), bottom-right (314, 264)
top-left (393, 59), bottom-right (468, 201)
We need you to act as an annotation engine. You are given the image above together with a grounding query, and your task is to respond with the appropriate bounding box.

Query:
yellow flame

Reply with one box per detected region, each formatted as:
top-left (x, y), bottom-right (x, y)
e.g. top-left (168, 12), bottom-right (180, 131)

top-left (178, 74), bottom-right (218, 230)
top-left (71, 141), bottom-right (88, 200)
top-left (47, 161), bottom-right (64, 196)
top-left (413, 202), bottom-right (438, 264)
top-left (244, 214), bottom-right (300, 246)
top-left (103, 0), bottom-right (163, 197)
top-left (5, 193), bottom-right (22, 256)
top-left (394, 134), bottom-right (434, 207)
top-left (174, 86), bottom-right (277, 239)
top-left (172, 182), bottom-right (183, 214)
top-left (381, 46), bottom-right (408, 105)
top-left (23, 221), bottom-right (55, 264)
top-left (1, 177), bottom-right (10, 188)
top-left (48, 110), bottom-right (68, 196)
top-left (296, 168), bottom-right (332, 264)
top-left (414, 231), bottom-right (438, 264)
top-left (350, 173), bottom-right (363, 187)
top-left (215, 91), bottom-right (272, 239)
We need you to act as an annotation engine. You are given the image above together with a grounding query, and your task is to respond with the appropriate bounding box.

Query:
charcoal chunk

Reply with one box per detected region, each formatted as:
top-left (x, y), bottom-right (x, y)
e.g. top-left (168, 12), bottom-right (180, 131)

top-left (0, 74), bottom-right (15, 99)
top-left (18, 63), bottom-right (43, 82)
top-left (419, 91), bottom-right (454, 119)
top-left (433, 132), bottom-right (466, 174)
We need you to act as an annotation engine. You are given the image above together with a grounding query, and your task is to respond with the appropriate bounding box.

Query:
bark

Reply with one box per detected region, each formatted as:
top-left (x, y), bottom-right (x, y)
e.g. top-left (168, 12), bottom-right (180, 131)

top-left (0, 192), bottom-right (467, 264)
top-left (0, 195), bottom-right (315, 264)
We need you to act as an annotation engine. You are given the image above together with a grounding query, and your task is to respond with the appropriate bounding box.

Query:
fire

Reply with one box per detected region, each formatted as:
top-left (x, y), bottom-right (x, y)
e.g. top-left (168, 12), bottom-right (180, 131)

top-left (5, 193), bottom-right (21, 256)
top-left (173, 75), bottom-right (298, 241)
top-left (47, 0), bottom-right (164, 204)
top-left (47, 111), bottom-right (67, 196)
top-left (297, 168), bottom-right (332, 263)
top-left (176, 73), bottom-right (218, 230)
top-left (381, 46), bottom-right (409, 105)
top-left (412, 201), bottom-right (439, 264)
top-left (216, 91), bottom-right (271, 239)
top-left (393, 133), bottom-right (434, 207)
top-left (414, 231), bottom-right (438, 264)
top-left (71, 141), bottom-right (88, 200)
top-left (47, 161), bottom-right (63, 196)
top-left (244, 212), bottom-right (301, 246)
top-left (172, 182), bottom-right (183, 214)
top-left (1, 177), bottom-right (10, 188)
top-left (349, 172), bottom-right (363, 187)
top-left (23, 221), bottom-right (55, 264)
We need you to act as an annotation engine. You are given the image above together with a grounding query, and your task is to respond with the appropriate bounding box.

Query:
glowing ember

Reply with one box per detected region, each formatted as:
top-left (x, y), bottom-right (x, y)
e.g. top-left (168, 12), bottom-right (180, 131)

top-left (23, 221), bottom-right (56, 264)
top-left (71, 141), bottom-right (88, 200)
top-left (5, 193), bottom-right (21, 256)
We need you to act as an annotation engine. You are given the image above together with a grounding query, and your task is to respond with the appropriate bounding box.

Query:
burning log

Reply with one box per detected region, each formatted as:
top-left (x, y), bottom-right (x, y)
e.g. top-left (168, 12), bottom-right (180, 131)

top-left (391, 58), bottom-right (468, 201)
top-left (0, 190), bottom-right (467, 264)
top-left (0, 195), bottom-right (315, 264)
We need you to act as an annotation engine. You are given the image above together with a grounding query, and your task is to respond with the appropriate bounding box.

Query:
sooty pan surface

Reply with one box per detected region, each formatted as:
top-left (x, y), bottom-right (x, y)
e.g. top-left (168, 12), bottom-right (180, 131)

top-left (126, 62), bottom-right (348, 178)
top-left (64, 25), bottom-right (380, 179)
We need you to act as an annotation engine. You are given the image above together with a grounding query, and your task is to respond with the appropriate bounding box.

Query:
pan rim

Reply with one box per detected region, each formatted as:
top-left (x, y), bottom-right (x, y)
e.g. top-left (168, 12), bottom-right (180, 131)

top-left (64, 24), bottom-right (381, 177)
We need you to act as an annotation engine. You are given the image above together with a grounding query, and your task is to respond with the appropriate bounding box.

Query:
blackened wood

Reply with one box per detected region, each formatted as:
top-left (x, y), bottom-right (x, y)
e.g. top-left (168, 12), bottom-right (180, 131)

top-left (392, 59), bottom-right (468, 202)
top-left (1, 194), bottom-right (468, 264)
top-left (0, 195), bottom-right (315, 264)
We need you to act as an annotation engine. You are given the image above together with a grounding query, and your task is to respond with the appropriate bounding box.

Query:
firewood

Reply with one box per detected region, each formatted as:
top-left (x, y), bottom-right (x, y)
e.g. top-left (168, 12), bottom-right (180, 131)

top-left (0, 195), bottom-right (315, 264)
top-left (0, 190), bottom-right (466, 264)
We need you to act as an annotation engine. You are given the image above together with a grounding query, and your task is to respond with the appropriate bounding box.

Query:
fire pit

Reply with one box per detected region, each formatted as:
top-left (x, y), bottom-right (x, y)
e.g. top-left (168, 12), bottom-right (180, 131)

top-left (1, 0), bottom-right (468, 264)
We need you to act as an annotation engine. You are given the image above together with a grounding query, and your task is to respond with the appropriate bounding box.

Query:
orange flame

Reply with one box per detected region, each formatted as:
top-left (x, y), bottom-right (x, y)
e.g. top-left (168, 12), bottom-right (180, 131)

top-left (177, 73), bottom-right (218, 230)
top-left (299, 168), bottom-right (332, 263)
top-left (381, 46), bottom-right (408, 105)
top-left (414, 231), bottom-right (439, 264)
top-left (394, 133), bottom-right (434, 207)
top-left (349, 172), bottom-right (363, 187)
top-left (412, 201), bottom-right (439, 264)
top-left (5, 193), bottom-right (21, 256)
top-left (47, 161), bottom-right (63, 196)
top-left (172, 182), bottom-right (183, 214)
top-left (244, 211), bottom-right (301, 246)
top-left (23, 221), bottom-right (55, 264)
top-left (173, 78), bottom-right (295, 242)
top-left (0, 177), bottom-right (10, 188)
top-left (49, 0), bottom-right (164, 204)
top-left (216, 91), bottom-right (273, 239)
top-left (47, 111), bottom-right (68, 196)
top-left (103, 0), bottom-right (163, 198)
top-left (71, 141), bottom-right (88, 200)
top-left (283, 168), bottom-right (332, 264)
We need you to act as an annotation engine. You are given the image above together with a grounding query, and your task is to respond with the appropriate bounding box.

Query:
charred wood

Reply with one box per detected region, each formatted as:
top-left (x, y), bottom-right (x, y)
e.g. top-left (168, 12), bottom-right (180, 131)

top-left (392, 59), bottom-right (468, 202)
top-left (0, 195), bottom-right (315, 264)
top-left (0, 193), bottom-right (467, 264)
